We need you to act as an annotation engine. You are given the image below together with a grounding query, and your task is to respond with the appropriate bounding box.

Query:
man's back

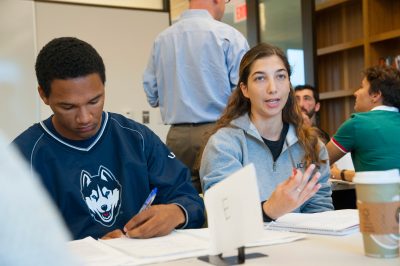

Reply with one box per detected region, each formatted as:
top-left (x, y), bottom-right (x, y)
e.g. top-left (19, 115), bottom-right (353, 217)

top-left (143, 2), bottom-right (249, 192)
top-left (143, 9), bottom-right (248, 124)
top-left (332, 110), bottom-right (400, 172)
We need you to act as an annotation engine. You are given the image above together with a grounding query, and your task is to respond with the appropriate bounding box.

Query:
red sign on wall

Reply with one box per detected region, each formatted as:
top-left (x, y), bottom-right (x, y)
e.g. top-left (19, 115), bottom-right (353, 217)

top-left (234, 3), bottom-right (247, 23)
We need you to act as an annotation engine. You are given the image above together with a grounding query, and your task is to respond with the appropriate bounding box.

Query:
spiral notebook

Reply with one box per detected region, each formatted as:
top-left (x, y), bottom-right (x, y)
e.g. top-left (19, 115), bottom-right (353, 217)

top-left (266, 209), bottom-right (359, 236)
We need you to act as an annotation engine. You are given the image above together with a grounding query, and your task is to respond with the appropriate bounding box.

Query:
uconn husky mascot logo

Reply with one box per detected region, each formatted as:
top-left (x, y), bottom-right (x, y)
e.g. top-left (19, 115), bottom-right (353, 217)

top-left (80, 166), bottom-right (122, 227)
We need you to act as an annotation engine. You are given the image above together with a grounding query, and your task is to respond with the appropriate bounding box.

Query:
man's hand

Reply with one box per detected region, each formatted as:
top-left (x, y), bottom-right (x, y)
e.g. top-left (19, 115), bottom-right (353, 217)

top-left (330, 164), bottom-right (340, 180)
top-left (101, 229), bottom-right (125, 240)
top-left (262, 164), bottom-right (321, 220)
top-left (123, 204), bottom-right (185, 239)
top-left (301, 111), bottom-right (312, 127)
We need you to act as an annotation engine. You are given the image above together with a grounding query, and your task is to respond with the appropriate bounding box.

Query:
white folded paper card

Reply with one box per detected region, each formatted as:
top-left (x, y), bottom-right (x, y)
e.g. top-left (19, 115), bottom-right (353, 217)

top-left (204, 163), bottom-right (265, 255)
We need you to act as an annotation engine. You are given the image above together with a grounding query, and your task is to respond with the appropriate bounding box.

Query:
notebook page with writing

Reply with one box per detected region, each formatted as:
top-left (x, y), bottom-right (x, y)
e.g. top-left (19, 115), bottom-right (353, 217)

top-left (98, 230), bottom-right (210, 265)
top-left (267, 209), bottom-right (359, 236)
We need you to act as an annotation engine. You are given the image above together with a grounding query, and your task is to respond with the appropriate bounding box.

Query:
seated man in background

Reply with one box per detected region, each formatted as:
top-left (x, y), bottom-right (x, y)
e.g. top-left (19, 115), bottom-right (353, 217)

top-left (327, 65), bottom-right (400, 181)
top-left (1, 132), bottom-right (79, 266)
top-left (294, 84), bottom-right (330, 144)
top-left (294, 84), bottom-right (356, 209)
top-left (12, 37), bottom-right (205, 240)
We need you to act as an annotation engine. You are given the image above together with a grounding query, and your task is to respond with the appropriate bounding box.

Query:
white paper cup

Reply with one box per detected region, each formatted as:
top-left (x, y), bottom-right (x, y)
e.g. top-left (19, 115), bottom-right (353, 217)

top-left (353, 169), bottom-right (400, 258)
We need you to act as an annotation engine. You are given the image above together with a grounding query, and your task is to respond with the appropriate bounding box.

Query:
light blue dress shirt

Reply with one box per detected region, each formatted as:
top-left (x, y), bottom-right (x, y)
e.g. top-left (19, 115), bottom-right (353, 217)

top-left (143, 10), bottom-right (249, 124)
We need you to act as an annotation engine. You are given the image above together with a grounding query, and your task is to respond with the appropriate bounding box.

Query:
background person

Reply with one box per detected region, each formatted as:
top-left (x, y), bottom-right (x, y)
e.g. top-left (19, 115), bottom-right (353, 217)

top-left (12, 37), bottom-right (205, 240)
top-left (200, 43), bottom-right (333, 221)
top-left (143, 0), bottom-right (249, 192)
top-left (327, 65), bottom-right (400, 182)
top-left (294, 84), bottom-right (330, 143)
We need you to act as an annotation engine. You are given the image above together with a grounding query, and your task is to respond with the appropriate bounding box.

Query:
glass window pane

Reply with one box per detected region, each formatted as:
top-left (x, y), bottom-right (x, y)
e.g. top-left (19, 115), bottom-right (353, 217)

top-left (222, 0), bottom-right (248, 39)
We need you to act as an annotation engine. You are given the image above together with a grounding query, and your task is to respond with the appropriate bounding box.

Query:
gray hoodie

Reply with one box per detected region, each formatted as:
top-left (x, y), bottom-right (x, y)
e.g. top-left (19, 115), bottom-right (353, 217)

top-left (200, 114), bottom-right (333, 214)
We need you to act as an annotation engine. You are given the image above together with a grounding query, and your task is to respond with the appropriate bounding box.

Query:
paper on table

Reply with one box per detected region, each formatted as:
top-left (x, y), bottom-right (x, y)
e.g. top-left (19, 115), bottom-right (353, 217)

top-left (98, 230), bottom-right (210, 265)
top-left (246, 229), bottom-right (305, 247)
top-left (335, 153), bottom-right (355, 170)
top-left (185, 228), bottom-right (305, 248)
top-left (67, 236), bottom-right (135, 266)
top-left (68, 228), bottom-right (306, 265)
top-left (266, 209), bottom-right (359, 236)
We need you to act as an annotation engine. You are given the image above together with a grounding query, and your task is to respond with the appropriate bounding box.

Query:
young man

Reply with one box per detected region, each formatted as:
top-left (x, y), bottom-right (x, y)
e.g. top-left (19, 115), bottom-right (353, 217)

top-left (12, 37), bottom-right (205, 240)
top-left (294, 84), bottom-right (330, 143)
top-left (143, 0), bottom-right (249, 193)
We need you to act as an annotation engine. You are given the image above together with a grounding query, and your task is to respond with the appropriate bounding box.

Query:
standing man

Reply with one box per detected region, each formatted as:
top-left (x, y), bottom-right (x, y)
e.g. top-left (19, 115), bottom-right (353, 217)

top-left (12, 37), bottom-right (205, 240)
top-left (294, 84), bottom-right (330, 143)
top-left (143, 0), bottom-right (249, 193)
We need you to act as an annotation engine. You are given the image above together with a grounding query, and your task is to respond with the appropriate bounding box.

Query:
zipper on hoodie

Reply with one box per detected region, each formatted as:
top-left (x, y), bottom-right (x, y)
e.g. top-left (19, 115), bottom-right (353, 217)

top-left (272, 161), bottom-right (277, 172)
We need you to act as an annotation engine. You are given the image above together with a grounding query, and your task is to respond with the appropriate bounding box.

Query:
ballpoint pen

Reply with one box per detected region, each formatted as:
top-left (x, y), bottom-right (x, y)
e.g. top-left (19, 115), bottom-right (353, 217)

top-left (138, 187), bottom-right (158, 213)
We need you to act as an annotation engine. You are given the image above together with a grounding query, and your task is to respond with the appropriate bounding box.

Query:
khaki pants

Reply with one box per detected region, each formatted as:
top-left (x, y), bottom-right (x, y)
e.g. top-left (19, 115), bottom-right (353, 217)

top-left (166, 123), bottom-right (215, 193)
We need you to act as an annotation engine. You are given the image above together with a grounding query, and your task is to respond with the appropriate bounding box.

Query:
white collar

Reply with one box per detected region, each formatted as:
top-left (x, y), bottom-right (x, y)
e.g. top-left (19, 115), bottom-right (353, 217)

top-left (371, 105), bottom-right (399, 112)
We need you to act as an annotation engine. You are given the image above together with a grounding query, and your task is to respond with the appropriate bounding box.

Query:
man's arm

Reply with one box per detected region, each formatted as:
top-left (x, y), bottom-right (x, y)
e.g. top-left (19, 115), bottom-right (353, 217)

top-left (330, 164), bottom-right (355, 182)
top-left (143, 43), bottom-right (159, 107)
top-left (326, 141), bottom-right (346, 165)
top-left (225, 33), bottom-right (249, 91)
top-left (130, 126), bottom-right (204, 238)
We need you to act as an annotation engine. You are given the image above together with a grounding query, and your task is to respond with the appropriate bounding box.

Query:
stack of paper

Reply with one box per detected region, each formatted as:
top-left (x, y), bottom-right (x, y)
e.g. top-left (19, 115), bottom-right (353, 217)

top-left (266, 209), bottom-right (359, 236)
top-left (68, 228), bottom-right (305, 265)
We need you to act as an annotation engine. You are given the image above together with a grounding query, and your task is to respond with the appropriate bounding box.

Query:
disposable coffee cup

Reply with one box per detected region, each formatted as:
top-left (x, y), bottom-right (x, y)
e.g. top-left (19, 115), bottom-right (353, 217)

top-left (353, 169), bottom-right (400, 258)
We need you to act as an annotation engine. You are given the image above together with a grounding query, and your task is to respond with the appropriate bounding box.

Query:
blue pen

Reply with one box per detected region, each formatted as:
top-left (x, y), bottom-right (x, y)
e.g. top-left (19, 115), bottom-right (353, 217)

top-left (138, 187), bottom-right (158, 213)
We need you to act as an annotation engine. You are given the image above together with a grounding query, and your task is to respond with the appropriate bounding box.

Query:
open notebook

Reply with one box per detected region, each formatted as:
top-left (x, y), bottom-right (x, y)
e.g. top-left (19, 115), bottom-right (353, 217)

top-left (266, 209), bottom-right (359, 236)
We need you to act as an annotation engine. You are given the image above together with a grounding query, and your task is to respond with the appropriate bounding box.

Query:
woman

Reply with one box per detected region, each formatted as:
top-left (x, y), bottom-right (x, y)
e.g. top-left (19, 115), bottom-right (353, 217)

top-left (200, 43), bottom-right (333, 221)
top-left (328, 66), bottom-right (400, 182)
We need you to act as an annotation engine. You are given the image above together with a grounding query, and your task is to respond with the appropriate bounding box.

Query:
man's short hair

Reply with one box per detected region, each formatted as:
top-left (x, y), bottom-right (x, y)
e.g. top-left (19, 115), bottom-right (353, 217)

top-left (364, 66), bottom-right (400, 109)
top-left (294, 84), bottom-right (319, 103)
top-left (35, 37), bottom-right (106, 97)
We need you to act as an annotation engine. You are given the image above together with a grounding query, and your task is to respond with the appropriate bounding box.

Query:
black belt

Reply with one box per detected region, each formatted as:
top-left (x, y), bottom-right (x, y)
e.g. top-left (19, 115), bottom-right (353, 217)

top-left (172, 122), bottom-right (215, 127)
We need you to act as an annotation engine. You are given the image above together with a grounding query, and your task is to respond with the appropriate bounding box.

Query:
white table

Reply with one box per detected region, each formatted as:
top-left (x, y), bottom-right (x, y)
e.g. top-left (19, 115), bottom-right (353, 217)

top-left (154, 233), bottom-right (399, 266)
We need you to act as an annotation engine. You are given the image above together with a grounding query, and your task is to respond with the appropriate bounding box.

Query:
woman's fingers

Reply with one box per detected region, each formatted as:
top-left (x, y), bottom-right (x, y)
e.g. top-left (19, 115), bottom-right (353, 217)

top-left (298, 172), bottom-right (321, 202)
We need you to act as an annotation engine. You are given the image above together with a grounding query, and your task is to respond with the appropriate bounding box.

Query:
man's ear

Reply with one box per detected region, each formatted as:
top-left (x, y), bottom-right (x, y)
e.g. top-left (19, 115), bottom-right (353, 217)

top-left (315, 102), bottom-right (320, 112)
top-left (38, 86), bottom-right (49, 105)
top-left (370, 90), bottom-right (383, 104)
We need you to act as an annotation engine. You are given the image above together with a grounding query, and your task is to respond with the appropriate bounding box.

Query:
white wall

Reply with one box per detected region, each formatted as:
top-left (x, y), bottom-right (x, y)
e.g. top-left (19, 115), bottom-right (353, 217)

top-left (0, 0), bottom-right (170, 142)
top-left (36, 1), bottom-right (171, 141)
top-left (0, 0), bottom-right (39, 142)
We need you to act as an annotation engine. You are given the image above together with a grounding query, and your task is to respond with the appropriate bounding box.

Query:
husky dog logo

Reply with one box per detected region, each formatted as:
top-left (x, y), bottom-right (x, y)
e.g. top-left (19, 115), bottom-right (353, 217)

top-left (80, 166), bottom-right (122, 227)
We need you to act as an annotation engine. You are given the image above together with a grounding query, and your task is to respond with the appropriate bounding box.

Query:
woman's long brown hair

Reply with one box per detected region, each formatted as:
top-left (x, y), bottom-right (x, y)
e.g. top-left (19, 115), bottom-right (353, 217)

top-left (199, 43), bottom-right (324, 167)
